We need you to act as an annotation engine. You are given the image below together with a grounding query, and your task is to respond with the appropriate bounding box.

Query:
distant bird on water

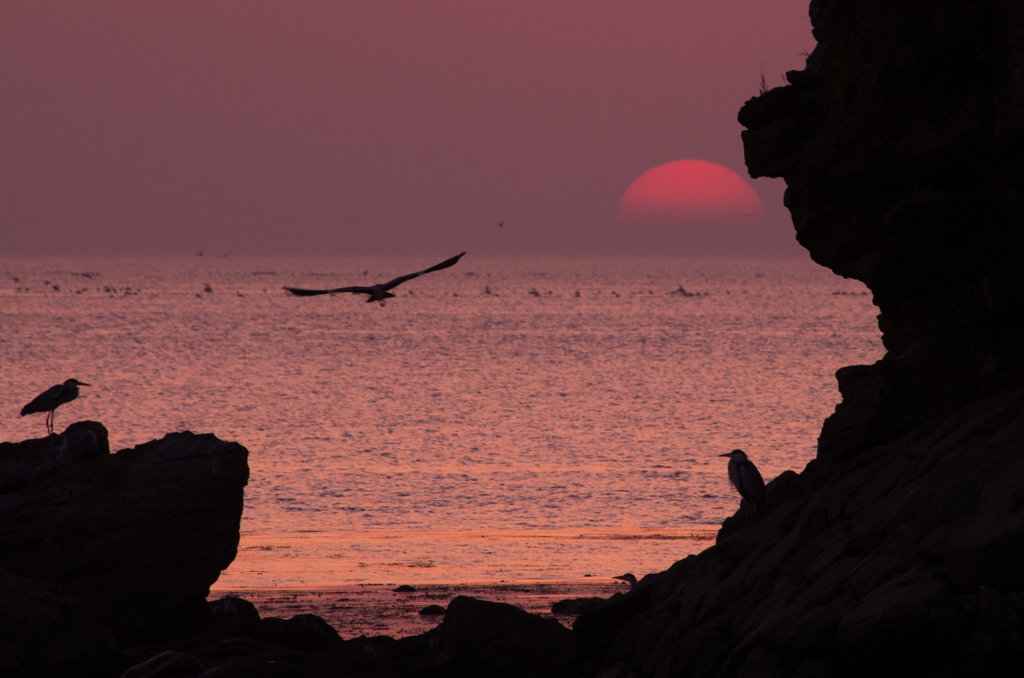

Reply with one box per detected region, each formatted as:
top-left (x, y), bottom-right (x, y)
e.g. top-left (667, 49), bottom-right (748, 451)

top-left (21, 379), bottom-right (91, 436)
top-left (720, 449), bottom-right (766, 525)
top-left (283, 252), bottom-right (466, 306)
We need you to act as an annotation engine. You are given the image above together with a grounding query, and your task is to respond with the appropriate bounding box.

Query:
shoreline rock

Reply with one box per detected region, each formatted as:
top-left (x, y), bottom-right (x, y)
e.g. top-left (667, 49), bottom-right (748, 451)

top-left (574, 385), bottom-right (1024, 676)
top-left (0, 423), bottom-right (249, 646)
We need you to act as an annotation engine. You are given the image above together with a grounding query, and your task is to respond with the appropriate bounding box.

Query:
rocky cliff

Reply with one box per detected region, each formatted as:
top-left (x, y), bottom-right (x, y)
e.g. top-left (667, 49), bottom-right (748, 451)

top-left (569, 1), bottom-right (1024, 676)
top-left (741, 0), bottom-right (1024, 464)
top-left (0, 422), bottom-right (249, 675)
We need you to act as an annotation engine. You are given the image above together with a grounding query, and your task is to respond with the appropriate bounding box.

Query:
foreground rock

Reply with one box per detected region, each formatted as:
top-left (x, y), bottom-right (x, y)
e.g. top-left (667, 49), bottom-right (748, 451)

top-left (185, 595), bottom-right (581, 678)
top-left (0, 423), bottom-right (249, 644)
top-left (0, 568), bottom-right (118, 678)
top-left (569, 1), bottom-right (1024, 676)
top-left (0, 420), bottom-right (110, 492)
top-left (740, 0), bottom-right (1024, 464)
top-left (575, 387), bottom-right (1024, 676)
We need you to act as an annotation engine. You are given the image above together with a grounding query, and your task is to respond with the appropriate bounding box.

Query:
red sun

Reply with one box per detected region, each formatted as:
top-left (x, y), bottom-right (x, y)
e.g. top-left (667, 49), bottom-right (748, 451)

top-left (618, 160), bottom-right (762, 225)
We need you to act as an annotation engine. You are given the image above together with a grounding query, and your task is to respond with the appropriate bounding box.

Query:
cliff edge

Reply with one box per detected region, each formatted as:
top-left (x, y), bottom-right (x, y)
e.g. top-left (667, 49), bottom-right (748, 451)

top-left (0, 423), bottom-right (249, 675)
top-left (573, 1), bottom-right (1024, 676)
top-left (741, 0), bottom-right (1024, 464)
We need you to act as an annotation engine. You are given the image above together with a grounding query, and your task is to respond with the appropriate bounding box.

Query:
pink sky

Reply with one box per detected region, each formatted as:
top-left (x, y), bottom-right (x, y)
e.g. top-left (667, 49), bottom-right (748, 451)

top-left (0, 1), bottom-right (813, 257)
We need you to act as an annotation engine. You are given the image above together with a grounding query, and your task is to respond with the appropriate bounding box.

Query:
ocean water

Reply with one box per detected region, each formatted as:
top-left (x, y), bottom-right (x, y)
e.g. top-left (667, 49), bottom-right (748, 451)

top-left (0, 256), bottom-right (882, 588)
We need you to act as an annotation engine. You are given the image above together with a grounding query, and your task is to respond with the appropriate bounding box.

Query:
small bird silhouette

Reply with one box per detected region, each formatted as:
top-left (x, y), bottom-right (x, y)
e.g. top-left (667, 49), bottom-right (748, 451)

top-left (284, 252), bottom-right (466, 306)
top-left (21, 379), bottom-right (91, 436)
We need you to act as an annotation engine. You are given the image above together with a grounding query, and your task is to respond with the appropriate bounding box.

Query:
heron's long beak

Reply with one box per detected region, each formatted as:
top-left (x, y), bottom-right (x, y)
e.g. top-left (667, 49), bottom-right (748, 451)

top-left (78, 382), bottom-right (92, 386)
top-left (718, 453), bottom-right (731, 457)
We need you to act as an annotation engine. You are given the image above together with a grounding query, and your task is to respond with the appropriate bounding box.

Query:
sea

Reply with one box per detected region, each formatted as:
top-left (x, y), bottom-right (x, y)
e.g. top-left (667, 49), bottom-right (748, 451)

top-left (0, 255), bottom-right (882, 592)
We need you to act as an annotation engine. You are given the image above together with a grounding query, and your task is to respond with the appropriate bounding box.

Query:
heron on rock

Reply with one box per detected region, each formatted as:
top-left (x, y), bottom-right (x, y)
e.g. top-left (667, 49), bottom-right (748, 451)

top-left (21, 379), bottom-right (91, 436)
top-left (719, 449), bottom-right (766, 525)
top-left (283, 252), bottom-right (466, 306)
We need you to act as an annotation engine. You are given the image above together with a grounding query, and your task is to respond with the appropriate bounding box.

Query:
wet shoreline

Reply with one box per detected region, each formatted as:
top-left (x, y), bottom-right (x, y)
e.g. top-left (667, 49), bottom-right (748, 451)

top-left (210, 580), bottom-right (628, 638)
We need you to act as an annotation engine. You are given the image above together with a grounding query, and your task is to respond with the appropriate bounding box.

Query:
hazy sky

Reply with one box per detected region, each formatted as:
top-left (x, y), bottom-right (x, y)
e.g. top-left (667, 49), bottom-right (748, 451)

top-left (0, 1), bottom-right (814, 257)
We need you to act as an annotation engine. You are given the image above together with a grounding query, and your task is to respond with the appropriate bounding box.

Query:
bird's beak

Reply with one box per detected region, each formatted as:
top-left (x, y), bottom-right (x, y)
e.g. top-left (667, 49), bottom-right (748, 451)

top-left (718, 453), bottom-right (731, 457)
top-left (79, 382), bottom-right (92, 387)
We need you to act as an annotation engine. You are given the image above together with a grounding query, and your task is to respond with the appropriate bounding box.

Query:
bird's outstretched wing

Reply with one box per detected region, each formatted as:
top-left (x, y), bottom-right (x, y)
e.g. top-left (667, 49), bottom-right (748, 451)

top-left (379, 251), bottom-right (467, 291)
top-left (283, 286), bottom-right (372, 297)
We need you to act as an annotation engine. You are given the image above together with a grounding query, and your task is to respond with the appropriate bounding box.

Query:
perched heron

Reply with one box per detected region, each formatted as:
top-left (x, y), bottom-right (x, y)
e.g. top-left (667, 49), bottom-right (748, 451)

top-left (613, 573), bottom-right (638, 591)
top-left (719, 449), bottom-right (766, 525)
top-left (283, 252), bottom-right (466, 306)
top-left (21, 379), bottom-right (91, 436)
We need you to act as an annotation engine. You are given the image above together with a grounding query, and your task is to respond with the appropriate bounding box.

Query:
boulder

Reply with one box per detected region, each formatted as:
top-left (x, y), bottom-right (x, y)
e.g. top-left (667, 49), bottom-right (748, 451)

top-left (208, 596), bottom-right (262, 638)
top-left (0, 421), bottom-right (109, 493)
top-left (551, 597), bottom-right (608, 617)
top-left (0, 427), bottom-right (249, 643)
top-left (120, 650), bottom-right (204, 678)
top-left (414, 596), bottom-right (583, 678)
top-left (0, 567), bottom-right (118, 678)
top-left (251, 614), bottom-right (342, 653)
top-left (418, 605), bottom-right (446, 617)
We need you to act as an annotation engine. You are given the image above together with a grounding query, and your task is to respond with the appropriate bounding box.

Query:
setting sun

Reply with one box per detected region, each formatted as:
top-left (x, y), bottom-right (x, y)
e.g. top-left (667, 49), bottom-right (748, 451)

top-left (618, 159), bottom-right (763, 224)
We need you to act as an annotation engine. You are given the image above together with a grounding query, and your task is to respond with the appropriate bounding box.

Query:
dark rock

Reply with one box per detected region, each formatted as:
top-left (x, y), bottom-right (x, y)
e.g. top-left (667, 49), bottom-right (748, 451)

top-left (574, 585), bottom-right (652, 639)
top-left (307, 636), bottom-right (406, 678)
top-left (0, 421), bottom-right (109, 492)
top-left (578, 387), bottom-right (1024, 675)
top-left (210, 596), bottom-right (261, 624)
top-left (551, 597), bottom-right (607, 616)
top-left (394, 585), bottom-right (417, 592)
top-left (740, 0), bottom-right (1024, 464)
top-left (736, 647), bottom-right (785, 678)
top-left (186, 598), bottom-right (586, 677)
top-left (416, 596), bottom-right (582, 678)
top-left (418, 605), bottom-right (446, 617)
top-left (0, 567), bottom-right (118, 678)
top-left (837, 571), bottom-right (949, 669)
top-left (121, 650), bottom-right (204, 678)
top-left (209, 597), bottom-right (261, 637)
top-left (251, 614), bottom-right (341, 653)
top-left (0, 429), bottom-right (249, 643)
top-left (792, 659), bottom-right (839, 678)
top-left (558, 5), bottom-right (1024, 674)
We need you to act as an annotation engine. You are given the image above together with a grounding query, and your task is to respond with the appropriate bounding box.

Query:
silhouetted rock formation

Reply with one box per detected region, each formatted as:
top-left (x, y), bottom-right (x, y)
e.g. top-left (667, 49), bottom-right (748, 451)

top-left (0, 423), bottom-right (248, 645)
top-left (143, 595), bottom-right (581, 678)
top-left (2, 424), bottom-right (599, 677)
top-left (418, 596), bottom-right (582, 677)
top-left (0, 420), bottom-right (109, 492)
top-left (0, 568), bottom-right (118, 677)
top-left (574, 387), bottom-right (1024, 676)
top-left (569, 2), bottom-right (1024, 677)
top-left (741, 0), bottom-right (1024, 464)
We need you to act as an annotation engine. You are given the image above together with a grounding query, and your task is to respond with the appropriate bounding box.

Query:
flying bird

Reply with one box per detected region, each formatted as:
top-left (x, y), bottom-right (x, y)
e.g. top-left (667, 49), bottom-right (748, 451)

top-left (284, 252), bottom-right (466, 306)
top-left (719, 449), bottom-right (766, 526)
top-left (21, 379), bottom-right (91, 436)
